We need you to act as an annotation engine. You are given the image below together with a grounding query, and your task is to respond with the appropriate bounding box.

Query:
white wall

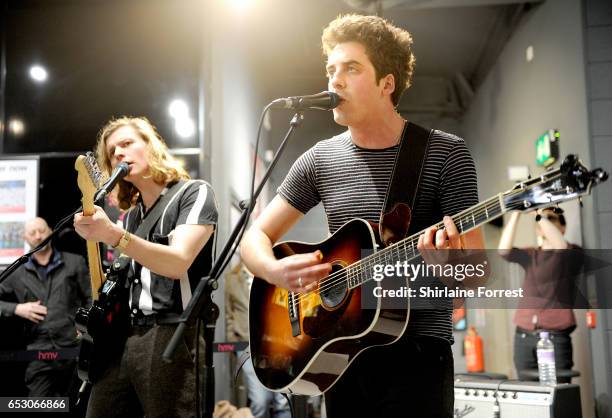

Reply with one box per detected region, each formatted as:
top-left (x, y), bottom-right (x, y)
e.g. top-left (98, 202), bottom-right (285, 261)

top-left (462, 0), bottom-right (594, 415)
top-left (208, 2), bottom-right (267, 402)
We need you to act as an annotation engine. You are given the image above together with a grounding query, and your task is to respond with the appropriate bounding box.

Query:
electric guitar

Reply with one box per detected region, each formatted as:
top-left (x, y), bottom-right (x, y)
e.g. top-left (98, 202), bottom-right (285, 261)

top-left (249, 154), bottom-right (607, 395)
top-left (74, 152), bottom-right (130, 383)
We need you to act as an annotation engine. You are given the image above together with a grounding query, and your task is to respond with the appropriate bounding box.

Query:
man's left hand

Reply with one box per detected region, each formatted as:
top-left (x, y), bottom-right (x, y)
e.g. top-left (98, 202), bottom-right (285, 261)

top-left (417, 216), bottom-right (462, 253)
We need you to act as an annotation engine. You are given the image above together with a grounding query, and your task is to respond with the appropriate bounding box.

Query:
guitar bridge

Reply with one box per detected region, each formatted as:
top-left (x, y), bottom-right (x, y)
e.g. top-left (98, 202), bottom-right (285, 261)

top-left (287, 292), bottom-right (301, 337)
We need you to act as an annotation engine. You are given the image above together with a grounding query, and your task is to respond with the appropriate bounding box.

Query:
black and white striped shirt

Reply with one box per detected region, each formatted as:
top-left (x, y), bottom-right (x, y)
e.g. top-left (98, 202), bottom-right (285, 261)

top-left (278, 128), bottom-right (479, 343)
top-left (123, 180), bottom-right (218, 316)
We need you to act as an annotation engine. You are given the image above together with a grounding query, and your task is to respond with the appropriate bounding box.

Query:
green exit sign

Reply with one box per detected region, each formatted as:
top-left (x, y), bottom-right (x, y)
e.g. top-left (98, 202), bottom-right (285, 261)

top-left (536, 129), bottom-right (559, 167)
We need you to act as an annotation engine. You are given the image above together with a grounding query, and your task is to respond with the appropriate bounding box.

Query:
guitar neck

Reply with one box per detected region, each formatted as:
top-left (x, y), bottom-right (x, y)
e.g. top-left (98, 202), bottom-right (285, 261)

top-left (86, 241), bottom-right (105, 300)
top-left (347, 194), bottom-right (506, 289)
top-left (426, 194), bottom-right (506, 237)
top-left (82, 198), bottom-right (105, 301)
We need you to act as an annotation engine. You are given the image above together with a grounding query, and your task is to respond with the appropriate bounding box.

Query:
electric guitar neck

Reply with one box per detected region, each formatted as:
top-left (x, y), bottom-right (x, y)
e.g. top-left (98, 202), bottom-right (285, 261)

top-left (75, 152), bottom-right (107, 300)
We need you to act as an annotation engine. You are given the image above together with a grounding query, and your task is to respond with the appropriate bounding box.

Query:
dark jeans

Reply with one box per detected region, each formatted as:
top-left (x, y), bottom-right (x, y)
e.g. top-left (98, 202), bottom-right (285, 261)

top-left (325, 336), bottom-right (454, 418)
top-left (514, 327), bottom-right (574, 382)
top-left (86, 323), bottom-right (203, 418)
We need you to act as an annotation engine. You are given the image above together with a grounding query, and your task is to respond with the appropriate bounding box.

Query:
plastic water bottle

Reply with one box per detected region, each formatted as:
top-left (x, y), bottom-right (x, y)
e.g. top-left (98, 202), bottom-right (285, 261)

top-left (536, 331), bottom-right (557, 385)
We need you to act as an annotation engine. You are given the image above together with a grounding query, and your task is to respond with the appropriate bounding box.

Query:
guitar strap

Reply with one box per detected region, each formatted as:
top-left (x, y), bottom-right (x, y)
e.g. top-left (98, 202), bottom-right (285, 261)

top-left (378, 122), bottom-right (432, 247)
top-left (122, 180), bottom-right (188, 281)
top-left (131, 180), bottom-right (187, 240)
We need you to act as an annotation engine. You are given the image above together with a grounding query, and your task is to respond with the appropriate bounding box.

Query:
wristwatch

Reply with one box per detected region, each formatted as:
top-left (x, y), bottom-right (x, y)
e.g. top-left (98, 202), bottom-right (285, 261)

top-left (114, 230), bottom-right (131, 251)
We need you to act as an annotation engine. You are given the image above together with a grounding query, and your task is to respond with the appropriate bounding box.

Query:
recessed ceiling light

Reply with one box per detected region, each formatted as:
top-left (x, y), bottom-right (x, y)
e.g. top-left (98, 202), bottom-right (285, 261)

top-left (175, 117), bottom-right (195, 138)
top-left (8, 118), bottom-right (25, 136)
top-left (29, 65), bottom-right (48, 82)
top-left (168, 99), bottom-right (189, 119)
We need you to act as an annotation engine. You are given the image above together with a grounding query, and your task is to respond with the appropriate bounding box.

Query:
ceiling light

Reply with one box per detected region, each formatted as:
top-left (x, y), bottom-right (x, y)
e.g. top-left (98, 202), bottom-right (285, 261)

top-left (229, 0), bottom-right (253, 11)
top-left (168, 99), bottom-right (189, 119)
top-left (8, 119), bottom-right (25, 136)
top-left (175, 117), bottom-right (195, 138)
top-left (29, 65), bottom-right (48, 82)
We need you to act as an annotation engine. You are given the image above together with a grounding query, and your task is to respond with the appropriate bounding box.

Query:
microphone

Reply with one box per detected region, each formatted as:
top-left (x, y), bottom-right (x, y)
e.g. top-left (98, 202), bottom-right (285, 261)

top-left (94, 162), bottom-right (130, 204)
top-left (271, 91), bottom-right (340, 111)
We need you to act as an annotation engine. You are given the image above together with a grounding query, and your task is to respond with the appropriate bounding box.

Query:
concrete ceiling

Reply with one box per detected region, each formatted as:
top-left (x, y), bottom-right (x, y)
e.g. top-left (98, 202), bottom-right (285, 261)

top-left (1, 0), bottom-right (541, 153)
top-left (245, 0), bottom-right (539, 126)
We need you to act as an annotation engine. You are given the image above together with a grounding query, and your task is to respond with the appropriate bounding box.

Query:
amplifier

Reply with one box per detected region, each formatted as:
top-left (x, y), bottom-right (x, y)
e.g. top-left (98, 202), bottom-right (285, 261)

top-left (453, 378), bottom-right (581, 418)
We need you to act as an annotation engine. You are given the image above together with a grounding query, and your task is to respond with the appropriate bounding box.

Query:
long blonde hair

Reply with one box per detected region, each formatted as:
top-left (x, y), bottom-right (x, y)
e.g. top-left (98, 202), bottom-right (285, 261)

top-left (95, 116), bottom-right (190, 210)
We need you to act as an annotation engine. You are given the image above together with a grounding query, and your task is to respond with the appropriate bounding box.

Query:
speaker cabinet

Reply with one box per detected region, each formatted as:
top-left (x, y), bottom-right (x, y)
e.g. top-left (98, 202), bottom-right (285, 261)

top-left (454, 378), bottom-right (581, 418)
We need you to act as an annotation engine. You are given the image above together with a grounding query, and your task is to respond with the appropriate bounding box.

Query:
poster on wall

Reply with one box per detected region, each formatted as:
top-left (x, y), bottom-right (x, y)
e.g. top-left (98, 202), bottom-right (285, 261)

top-left (0, 157), bottom-right (39, 266)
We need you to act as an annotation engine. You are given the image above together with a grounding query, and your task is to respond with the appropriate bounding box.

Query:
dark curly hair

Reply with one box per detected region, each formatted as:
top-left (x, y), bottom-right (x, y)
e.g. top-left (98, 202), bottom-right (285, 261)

top-left (322, 14), bottom-right (416, 106)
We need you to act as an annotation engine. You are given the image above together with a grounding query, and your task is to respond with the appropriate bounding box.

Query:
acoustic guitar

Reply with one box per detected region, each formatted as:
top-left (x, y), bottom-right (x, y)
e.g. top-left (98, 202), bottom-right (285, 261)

top-left (249, 154), bottom-right (607, 395)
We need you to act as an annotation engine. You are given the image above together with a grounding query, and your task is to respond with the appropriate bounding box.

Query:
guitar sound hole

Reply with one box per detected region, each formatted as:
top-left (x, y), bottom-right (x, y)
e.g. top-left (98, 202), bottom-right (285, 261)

top-left (320, 264), bottom-right (347, 309)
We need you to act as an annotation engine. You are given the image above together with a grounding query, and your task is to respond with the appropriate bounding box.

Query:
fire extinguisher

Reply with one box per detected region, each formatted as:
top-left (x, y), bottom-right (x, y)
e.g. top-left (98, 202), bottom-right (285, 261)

top-left (465, 326), bottom-right (484, 373)
top-left (586, 311), bottom-right (596, 329)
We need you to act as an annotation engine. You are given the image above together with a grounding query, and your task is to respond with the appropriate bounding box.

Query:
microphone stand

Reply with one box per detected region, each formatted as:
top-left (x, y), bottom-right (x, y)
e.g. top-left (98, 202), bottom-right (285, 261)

top-left (0, 167), bottom-right (122, 283)
top-left (162, 111), bottom-right (304, 418)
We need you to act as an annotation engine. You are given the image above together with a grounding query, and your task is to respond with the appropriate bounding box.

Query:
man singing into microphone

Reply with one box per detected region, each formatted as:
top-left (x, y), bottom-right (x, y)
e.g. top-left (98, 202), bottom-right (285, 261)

top-left (73, 116), bottom-right (218, 418)
top-left (240, 15), bottom-right (485, 417)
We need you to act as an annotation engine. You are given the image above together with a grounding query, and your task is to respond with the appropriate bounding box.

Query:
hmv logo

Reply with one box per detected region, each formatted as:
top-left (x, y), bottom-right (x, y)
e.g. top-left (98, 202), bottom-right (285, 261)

top-left (37, 351), bottom-right (59, 360)
top-left (217, 344), bottom-right (235, 352)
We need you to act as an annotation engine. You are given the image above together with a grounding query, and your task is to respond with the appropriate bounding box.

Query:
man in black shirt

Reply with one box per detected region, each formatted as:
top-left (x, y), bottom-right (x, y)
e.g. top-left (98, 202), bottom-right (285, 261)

top-left (241, 14), bottom-right (486, 418)
top-left (0, 217), bottom-right (91, 397)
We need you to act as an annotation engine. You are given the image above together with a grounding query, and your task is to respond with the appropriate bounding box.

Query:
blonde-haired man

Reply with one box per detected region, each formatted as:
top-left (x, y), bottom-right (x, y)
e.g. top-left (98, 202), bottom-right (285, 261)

top-left (74, 116), bottom-right (218, 418)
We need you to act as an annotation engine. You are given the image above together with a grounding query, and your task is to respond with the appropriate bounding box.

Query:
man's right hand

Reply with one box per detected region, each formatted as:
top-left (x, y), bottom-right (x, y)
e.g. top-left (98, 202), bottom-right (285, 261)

top-left (14, 301), bottom-right (47, 323)
top-left (240, 195), bottom-right (332, 292)
top-left (267, 250), bottom-right (332, 292)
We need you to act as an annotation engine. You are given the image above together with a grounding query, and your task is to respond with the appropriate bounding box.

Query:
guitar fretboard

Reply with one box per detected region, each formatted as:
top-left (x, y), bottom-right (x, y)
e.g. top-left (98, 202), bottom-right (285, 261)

top-left (75, 153), bottom-right (106, 300)
top-left (345, 195), bottom-right (504, 289)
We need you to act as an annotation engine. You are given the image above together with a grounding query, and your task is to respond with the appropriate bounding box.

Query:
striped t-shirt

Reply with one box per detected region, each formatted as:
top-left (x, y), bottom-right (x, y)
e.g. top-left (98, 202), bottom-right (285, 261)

top-left (123, 180), bottom-right (218, 316)
top-left (278, 127), bottom-right (479, 343)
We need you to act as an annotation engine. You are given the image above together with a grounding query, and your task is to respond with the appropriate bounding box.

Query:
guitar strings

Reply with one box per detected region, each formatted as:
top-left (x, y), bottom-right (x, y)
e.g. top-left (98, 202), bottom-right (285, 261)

top-left (291, 176), bottom-right (548, 304)
top-left (292, 193), bottom-right (509, 304)
top-left (294, 196), bottom-right (505, 303)
top-left (296, 175), bottom-right (562, 304)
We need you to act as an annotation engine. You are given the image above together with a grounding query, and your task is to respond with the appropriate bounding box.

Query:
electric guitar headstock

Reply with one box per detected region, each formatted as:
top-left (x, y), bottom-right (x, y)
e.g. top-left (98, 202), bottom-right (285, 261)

top-left (75, 152), bottom-right (107, 216)
top-left (502, 154), bottom-right (608, 212)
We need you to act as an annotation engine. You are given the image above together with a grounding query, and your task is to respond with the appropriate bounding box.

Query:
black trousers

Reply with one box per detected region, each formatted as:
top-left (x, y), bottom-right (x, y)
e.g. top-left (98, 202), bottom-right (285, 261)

top-left (86, 323), bottom-right (204, 418)
top-left (25, 359), bottom-right (77, 398)
top-left (324, 336), bottom-right (454, 418)
top-left (514, 327), bottom-right (574, 382)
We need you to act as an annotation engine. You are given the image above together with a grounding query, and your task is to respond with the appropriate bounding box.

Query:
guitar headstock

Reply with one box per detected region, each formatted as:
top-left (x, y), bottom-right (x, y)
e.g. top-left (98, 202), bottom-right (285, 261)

top-left (503, 154), bottom-right (608, 212)
top-left (75, 152), bottom-right (106, 216)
